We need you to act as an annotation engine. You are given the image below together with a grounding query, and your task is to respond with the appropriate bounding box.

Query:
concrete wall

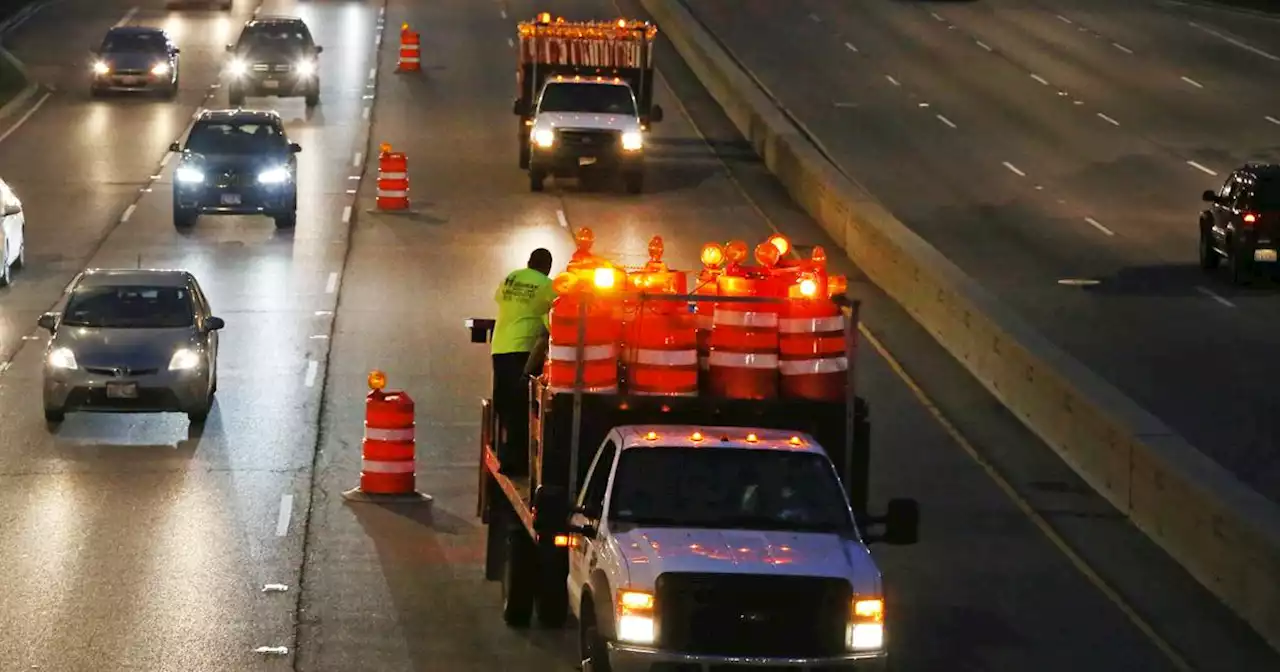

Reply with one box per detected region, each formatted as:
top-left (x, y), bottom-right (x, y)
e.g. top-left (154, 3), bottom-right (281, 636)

top-left (638, 0), bottom-right (1280, 651)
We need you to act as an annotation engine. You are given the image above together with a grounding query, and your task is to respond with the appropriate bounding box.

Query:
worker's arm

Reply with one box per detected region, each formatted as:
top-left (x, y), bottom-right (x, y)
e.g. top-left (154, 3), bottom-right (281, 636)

top-left (535, 280), bottom-right (556, 330)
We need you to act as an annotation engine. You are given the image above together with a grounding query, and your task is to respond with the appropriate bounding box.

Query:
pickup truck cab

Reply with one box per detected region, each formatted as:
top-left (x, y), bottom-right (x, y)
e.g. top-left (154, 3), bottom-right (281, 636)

top-left (570, 425), bottom-right (899, 672)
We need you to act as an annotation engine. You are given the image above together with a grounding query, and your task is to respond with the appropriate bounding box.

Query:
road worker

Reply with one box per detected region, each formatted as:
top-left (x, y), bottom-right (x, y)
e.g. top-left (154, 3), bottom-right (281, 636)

top-left (491, 248), bottom-right (555, 476)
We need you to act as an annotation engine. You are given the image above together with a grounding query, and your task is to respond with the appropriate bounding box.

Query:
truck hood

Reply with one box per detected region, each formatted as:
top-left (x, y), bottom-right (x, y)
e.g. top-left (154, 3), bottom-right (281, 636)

top-left (533, 112), bottom-right (640, 133)
top-left (612, 527), bottom-right (882, 593)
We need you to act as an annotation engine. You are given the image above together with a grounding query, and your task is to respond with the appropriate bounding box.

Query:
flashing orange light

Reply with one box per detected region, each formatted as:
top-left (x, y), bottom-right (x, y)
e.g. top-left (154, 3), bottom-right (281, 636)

top-left (828, 274), bottom-right (848, 297)
top-left (617, 18), bottom-right (627, 27)
top-left (401, 22), bottom-right (409, 31)
top-left (725, 240), bottom-right (749, 265)
top-left (644, 431), bottom-right (658, 441)
top-left (552, 272), bottom-right (578, 294)
top-left (754, 242), bottom-right (780, 268)
top-left (812, 245), bottom-right (828, 266)
top-left (368, 370), bottom-right (387, 391)
top-left (593, 266), bottom-right (618, 290)
top-left (648, 236), bottom-right (664, 263)
top-left (700, 242), bottom-right (725, 269)
top-left (768, 234), bottom-right (791, 257)
top-left (745, 433), bottom-right (759, 443)
top-left (379, 142), bottom-right (392, 154)
top-left (619, 590), bottom-right (654, 610)
top-left (854, 598), bottom-right (885, 623)
top-left (690, 431), bottom-right (704, 442)
top-left (537, 12), bottom-right (551, 23)
top-left (574, 226), bottom-right (595, 253)
top-left (554, 534), bottom-right (570, 547)
top-left (789, 436), bottom-right (803, 446)
top-left (798, 276), bottom-right (819, 298)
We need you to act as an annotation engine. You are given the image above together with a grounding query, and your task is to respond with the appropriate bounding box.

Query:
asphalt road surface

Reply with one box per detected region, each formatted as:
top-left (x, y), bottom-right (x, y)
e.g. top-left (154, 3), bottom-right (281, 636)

top-left (0, 0), bottom-right (1275, 669)
top-left (682, 0), bottom-right (1280, 507)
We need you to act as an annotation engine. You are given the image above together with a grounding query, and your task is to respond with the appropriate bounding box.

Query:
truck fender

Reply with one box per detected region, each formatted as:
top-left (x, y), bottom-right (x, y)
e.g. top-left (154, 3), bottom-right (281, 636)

top-left (585, 568), bottom-right (618, 641)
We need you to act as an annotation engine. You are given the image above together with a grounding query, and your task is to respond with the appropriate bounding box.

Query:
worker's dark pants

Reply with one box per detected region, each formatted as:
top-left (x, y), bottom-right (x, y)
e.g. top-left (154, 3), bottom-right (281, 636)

top-left (492, 352), bottom-right (531, 476)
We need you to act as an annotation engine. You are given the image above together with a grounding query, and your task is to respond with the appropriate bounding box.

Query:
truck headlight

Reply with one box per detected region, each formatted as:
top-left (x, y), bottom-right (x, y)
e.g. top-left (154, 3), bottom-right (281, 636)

top-left (226, 59), bottom-right (247, 77)
top-left (295, 59), bottom-right (316, 77)
top-left (92, 61), bottom-right (110, 75)
top-left (151, 62), bottom-right (170, 76)
top-left (175, 167), bottom-right (204, 184)
top-left (258, 167), bottom-right (290, 184)
top-left (532, 128), bottom-right (555, 148)
top-left (168, 348), bottom-right (201, 371)
top-left (616, 589), bottom-right (655, 645)
top-left (846, 598), bottom-right (884, 651)
top-left (621, 131), bottom-right (643, 151)
top-left (47, 347), bottom-right (78, 370)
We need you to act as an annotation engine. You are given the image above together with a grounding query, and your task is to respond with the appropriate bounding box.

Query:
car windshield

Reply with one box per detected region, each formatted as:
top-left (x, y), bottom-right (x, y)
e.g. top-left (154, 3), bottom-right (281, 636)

top-left (103, 32), bottom-right (167, 52)
top-left (607, 447), bottom-right (855, 534)
top-left (1245, 177), bottom-right (1280, 211)
top-left (240, 25), bottom-right (311, 49)
top-left (62, 285), bottom-right (195, 329)
top-left (185, 121), bottom-right (285, 154)
top-left (539, 82), bottom-right (637, 115)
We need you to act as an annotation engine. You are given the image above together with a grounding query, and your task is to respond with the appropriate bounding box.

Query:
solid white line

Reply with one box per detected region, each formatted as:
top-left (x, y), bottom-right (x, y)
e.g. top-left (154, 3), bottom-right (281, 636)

top-left (1084, 217), bottom-right (1115, 236)
top-left (160, 153), bottom-right (171, 167)
top-left (508, 37), bottom-right (514, 48)
top-left (1096, 112), bottom-right (1120, 126)
top-left (0, 361), bottom-right (9, 375)
top-left (500, 8), bottom-right (506, 18)
top-left (368, 68), bottom-right (375, 80)
top-left (304, 361), bottom-right (319, 387)
top-left (1056, 14), bottom-right (1073, 24)
top-left (930, 12), bottom-right (944, 21)
top-left (275, 495), bottom-right (293, 536)
top-left (1188, 21), bottom-right (1280, 62)
top-left (1112, 42), bottom-right (1133, 54)
top-left (976, 40), bottom-right (992, 51)
top-left (1195, 285), bottom-right (1235, 307)
top-left (1187, 160), bottom-right (1217, 176)
top-left (936, 114), bottom-right (957, 128)
top-left (556, 209), bottom-right (569, 228)
top-left (885, 75), bottom-right (900, 86)
top-left (120, 204), bottom-right (136, 222)
top-left (114, 7), bottom-right (137, 27)
top-left (352, 151), bottom-right (362, 167)
top-left (362, 107), bottom-right (370, 120)
top-left (1267, 116), bottom-right (1280, 125)
top-left (341, 205), bottom-right (352, 223)
top-left (1180, 76), bottom-right (1203, 89)
top-left (1030, 74), bottom-right (1050, 85)
top-left (0, 91), bottom-right (50, 146)
top-left (809, 12), bottom-right (820, 22)
top-left (1002, 161), bottom-right (1026, 177)
top-left (325, 272), bottom-right (338, 294)
top-left (845, 42), bottom-right (858, 53)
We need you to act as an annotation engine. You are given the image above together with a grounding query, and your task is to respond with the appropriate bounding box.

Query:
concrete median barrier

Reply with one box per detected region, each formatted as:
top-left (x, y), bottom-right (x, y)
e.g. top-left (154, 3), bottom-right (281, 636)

top-left (640, 0), bottom-right (1280, 651)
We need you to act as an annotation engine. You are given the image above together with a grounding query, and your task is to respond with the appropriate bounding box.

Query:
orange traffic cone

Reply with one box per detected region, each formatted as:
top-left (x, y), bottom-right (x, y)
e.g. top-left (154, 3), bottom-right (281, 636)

top-left (397, 23), bottom-right (420, 72)
top-left (375, 144), bottom-right (410, 210)
top-left (343, 370), bottom-right (432, 504)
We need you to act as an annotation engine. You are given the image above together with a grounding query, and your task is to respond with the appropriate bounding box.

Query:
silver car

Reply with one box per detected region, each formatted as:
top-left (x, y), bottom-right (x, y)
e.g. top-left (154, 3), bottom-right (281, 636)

top-left (38, 269), bottom-right (224, 424)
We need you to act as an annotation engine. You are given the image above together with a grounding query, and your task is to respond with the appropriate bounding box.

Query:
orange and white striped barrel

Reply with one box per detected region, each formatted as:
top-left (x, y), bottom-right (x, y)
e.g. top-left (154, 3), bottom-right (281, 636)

top-left (707, 275), bottom-right (779, 399)
top-left (779, 298), bottom-right (847, 401)
top-left (624, 308), bottom-right (698, 396)
top-left (547, 292), bottom-right (620, 393)
top-left (691, 272), bottom-right (718, 372)
top-left (398, 24), bottom-right (421, 72)
top-left (361, 388), bottom-right (417, 494)
top-left (376, 144), bottom-right (409, 210)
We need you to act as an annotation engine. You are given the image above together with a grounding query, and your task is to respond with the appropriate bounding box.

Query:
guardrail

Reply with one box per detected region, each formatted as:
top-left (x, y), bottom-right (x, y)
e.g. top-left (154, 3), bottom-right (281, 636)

top-left (640, 0), bottom-right (1280, 652)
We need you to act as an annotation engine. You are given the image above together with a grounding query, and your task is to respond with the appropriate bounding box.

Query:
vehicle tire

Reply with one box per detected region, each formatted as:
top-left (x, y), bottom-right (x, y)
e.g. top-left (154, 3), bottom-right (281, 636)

top-left (529, 168), bottom-right (546, 192)
top-left (0, 244), bottom-right (10, 287)
top-left (173, 206), bottom-right (198, 229)
top-left (578, 599), bottom-right (613, 672)
top-left (502, 530), bottom-right (536, 627)
top-left (1228, 245), bottom-right (1251, 286)
top-left (89, 86), bottom-right (102, 99)
top-left (165, 80), bottom-right (178, 99)
top-left (44, 407), bottom-right (65, 423)
top-left (623, 170), bottom-right (643, 194)
top-left (518, 140), bottom-right (530, 169)
top-left (228, 86), bottom-right (245, 107)
top-left (187, 398), bottom-right (211, 424)
top-left (304, 87), bottom-right (319, 108)
top-left (1198, 229), bottom-right (1220, 271)
top-left (534, 550), bottom-right (569, 628)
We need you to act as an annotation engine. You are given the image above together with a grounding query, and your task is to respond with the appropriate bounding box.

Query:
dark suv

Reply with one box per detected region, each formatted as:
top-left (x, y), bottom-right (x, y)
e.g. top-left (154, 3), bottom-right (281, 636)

top-left (1200, 163), bottom-right (1280, 284)
top-left (224, 16), bottom-right (322, 107)
top-left (169, 109), bottom-right (300, 229)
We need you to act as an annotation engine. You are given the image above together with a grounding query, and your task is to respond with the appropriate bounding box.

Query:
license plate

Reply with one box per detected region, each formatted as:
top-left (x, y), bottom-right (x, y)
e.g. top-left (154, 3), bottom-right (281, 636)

top-left (221, 193), bottom-right (241, 205)
top-left (120, 76), bottom-right (139, 85)
top-left (262, 80), bottom-right (279, 89)
top-left (106, 383), bottom-right (138, 399)
top-left (578, 157), bottom-right (597, 166)
top-left (1255, 249), bottom-right (1277, 262)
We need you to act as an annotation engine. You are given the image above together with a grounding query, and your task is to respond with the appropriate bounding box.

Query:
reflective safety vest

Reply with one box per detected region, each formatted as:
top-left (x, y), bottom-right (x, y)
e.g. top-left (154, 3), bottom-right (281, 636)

top-left (492, 267), bottom-right (555, 354)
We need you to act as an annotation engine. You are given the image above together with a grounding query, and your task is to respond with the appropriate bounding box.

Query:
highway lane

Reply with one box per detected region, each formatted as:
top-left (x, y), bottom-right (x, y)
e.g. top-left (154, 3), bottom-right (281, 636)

top-left (0, 0), bottom-right (380, 667)
top-left (296, 0), bottom-right (1276, 668)
top-left (683, 0), bottom-right (1280, 504)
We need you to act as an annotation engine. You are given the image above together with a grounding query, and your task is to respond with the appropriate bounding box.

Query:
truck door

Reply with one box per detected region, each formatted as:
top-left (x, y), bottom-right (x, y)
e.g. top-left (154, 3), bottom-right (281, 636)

top-left (568, 438), bottom-right (617, 614)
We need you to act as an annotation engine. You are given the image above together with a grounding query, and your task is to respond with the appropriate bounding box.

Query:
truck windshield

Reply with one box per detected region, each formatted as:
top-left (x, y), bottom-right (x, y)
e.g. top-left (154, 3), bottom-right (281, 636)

top-left (539, 82), bottom-right (637, 115)
top-left (608, 448), bottom-right (855, 534)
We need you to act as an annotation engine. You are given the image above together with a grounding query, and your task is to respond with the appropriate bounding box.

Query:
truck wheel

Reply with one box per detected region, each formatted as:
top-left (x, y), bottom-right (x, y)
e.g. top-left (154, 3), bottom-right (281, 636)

top-left (529, 168), bottom-right (546, 192)
top-left (1198, 229), bottom-right (1219, 271)
top-left (518, 141), bottom-right (530, 169)
top-left (1227, 240), bottom-right (1250, 286)
top-left (228, 86), bottom-right (244, 106)
top-left (578, 601), bottom-right (613, 672)
top-left (173, 206), bottom-right (197, 229)
top-left (305, 86), bottom-right (320, 108)
top-left (483, 503), bottom-right (506, 581)
top-left (534, 550), bottom-right (569, 627)
top-left (502, 531), bottom-right (536, 627)
top-left (623, 170), bottom-right (643, 194)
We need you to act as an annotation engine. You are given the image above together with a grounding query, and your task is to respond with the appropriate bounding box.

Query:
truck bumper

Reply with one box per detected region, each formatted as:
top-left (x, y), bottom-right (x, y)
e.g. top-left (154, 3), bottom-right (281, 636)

top-left (606, 642), bottom-right (888, 671)
top-left (531, 146), bottom-right (643, 175)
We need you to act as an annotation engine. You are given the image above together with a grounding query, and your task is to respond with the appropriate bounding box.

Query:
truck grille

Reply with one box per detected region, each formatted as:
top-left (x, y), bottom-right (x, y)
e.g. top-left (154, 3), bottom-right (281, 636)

top-left (655, 573), bottom-right (851, 658)
top-left (252, 63), bottom-right (292, 73)
top-left (211, 169), bottom-right (248, 187)
top-left (557, 129), bottom-right (617, 149)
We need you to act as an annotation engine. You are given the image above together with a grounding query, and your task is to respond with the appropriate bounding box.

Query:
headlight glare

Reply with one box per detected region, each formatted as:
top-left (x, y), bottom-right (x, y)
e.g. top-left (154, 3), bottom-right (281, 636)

top-left (227, 59), bottom-right (246, 76)
top-left (92, 61), bottom-right (110, 75)
top-left (48, 347), bottom-right (78, 370)
top-left (295, 60), bottom-right (316, 76)
top-left (621, 131), bottom-right (643, 151)
top-left (532, 129), bottom-right (555, 148)
top-left (258, 167), bottom-right (290, 184)
top-left (151, 62), bottom-right (170, 76)
top-left (175, 167), bottom-right (204, 183)
top-left (168, 348), bottom-right (201, 371)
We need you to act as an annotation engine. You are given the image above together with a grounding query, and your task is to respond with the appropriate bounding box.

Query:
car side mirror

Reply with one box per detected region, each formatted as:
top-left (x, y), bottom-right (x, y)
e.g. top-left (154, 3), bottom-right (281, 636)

top-left (513, 98), bottom-right (526, 116)
top-left (173, 47), bottom-right (181, 54)
top-left (37, 313), bottom-right (58, 332)
top-left (3, 204), bottom-right (19, 216)
top-left (864, 498), bottom-right (919, 545)
top-left (169, 142), bottom-right (181, 152)
top-left (289, 142), bottom-right (302, 153)
top-left (1202, 190), bottom-right (1218, 203)
top-left (575, 503), bottom-right (603, 519)
top-left (315, 45), bottom-right (323, 53)
top-left (650, 104), bottom-right (664, 123)
top-left (205, 316), bottom-right (225, 331)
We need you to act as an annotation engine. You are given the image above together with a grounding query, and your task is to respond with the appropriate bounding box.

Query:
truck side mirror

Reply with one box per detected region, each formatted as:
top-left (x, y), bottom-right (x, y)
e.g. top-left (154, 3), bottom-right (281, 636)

top-left (37, 313), bottom-right (58, 332)
top-left (466, 317), bottom-right (496, 343)
top-left (513, 98), bottom-right (526, 116)
top-left (289, 142), bottom-right (302, 153)
top-left (1202, 190), bottom-right (1218, 203)
top-left (225, 44), bottom-right (234, 52)
top-left (650, 104), bottom-right (664, 123)
top-left (169, 142), bottom-right (181, 152)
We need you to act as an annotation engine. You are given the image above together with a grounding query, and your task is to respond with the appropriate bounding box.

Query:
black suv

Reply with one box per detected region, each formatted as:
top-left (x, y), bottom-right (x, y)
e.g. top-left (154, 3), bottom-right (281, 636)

top-left (224, 16), bottom-right (322, 107)
top-left (169, 109), bottom-right (300, 229)
top-left (1200, 163), bottom-right (1280, 284)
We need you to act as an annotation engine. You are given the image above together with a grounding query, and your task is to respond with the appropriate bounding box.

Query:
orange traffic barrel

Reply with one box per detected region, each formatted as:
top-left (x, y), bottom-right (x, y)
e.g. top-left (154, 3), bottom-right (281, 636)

top-left (779, 295), bottom-right (847, 401)
top-left (376, 143), bottom-right (409, 210)
top-left (546, 290), bottom-right (621, 393)
top-left (624, 306), bottom-right (698, 396)
top-left (360, 384), bottom-right (417, 494)
top-left (398, 24), bottom-right (420, 72)
top-left (706, 274), bottom-right (780, 399)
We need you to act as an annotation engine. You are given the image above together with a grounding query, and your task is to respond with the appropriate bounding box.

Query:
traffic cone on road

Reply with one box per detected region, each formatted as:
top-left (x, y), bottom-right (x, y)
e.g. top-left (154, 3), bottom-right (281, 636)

top-left (397, 23), bottom-right (421, 72)
top-left (375, 143), bottom-right (410, 210)
top-left (342, 370), bottom-right (432, 504)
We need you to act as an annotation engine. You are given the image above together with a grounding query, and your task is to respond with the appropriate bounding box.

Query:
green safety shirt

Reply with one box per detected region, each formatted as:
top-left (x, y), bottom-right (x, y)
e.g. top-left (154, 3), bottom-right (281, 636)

top-left (492, 267), bottom-right (556, 354)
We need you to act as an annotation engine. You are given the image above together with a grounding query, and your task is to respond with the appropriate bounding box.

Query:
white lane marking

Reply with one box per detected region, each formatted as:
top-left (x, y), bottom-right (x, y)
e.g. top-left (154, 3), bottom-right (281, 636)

top-left (809, 12), bottom-right (820, 22)
top-left (1096, 112), bottom-right (1120, 126)
top-left (1188, 21), bottom-right (1280, 62)
top-left (362, 107), bottom-right (370, 120)
top-left (325, 272), bottom-right (338, 294)
top-left (936, 114), bottom-right (957, 128)
top-left (0, 361), bottom-right (9, 375)
top-left (315, 310), bottom-right (333, 316)
top-left (304, 361), bottom-right (319, 387)
top-left (930, 12), bottom-right (945, 22)
top-left (1112, 42), bottom-right (1133, 54)
top-left (160, 153), bottom-right (171, 167)
top-left (885, 75), bottom-right (900, 86)
top-left (1180, 76), bottom-right (1203, 88)
top-left (500, 8), bottom-right (506, 18)
top-left (976, 40), bottom-right (992, 51)
top-left (1187, 160), bottom-right (1217, 176)
top-left (275, 494), bottom-right (293, 536)
top-left (508, 37), bottom-right (514, 48)
top-left (310, 334), bottom-right (328, 340)
top-left (352, 151), bottom-right (362, 167)
top-left (845, 42), bottom-right (858, 53)
top-left (255, 647), bottom-right (289, 656)
top-left (1268, 116), bottom-right (1280, 125)
top-left (1056, 14), bottom-right (1073, 24)
top-left (341, 205), bottom-right (352, 223)
top-left (1084, 217), bottom-right (1115, 236)
top-left (556, 209), bottom-right (569, 228)
top-left (0, 92), bottom-right (50, 146)
top-left (1058, 278), bottom-right (1100, 286)
top-left (114, 7), bottom-right (137, 27)
top-left (833, 102), bottom-right (858, 108)
top-left (1002, 161), bottom-right (1026, 177)
top-left (1030, 73), bottom-right (1050, 85)
top-left (263, 584), bottom-right (289, 592)
top-left (1196, 285), bottom-right (1235, 307)
top-left (120, 204), bottom-right (136, 222)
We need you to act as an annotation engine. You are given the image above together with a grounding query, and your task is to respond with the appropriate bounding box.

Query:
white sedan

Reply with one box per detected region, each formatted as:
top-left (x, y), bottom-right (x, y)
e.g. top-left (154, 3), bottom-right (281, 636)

top-left (0, 177), bottom-right (25, 286)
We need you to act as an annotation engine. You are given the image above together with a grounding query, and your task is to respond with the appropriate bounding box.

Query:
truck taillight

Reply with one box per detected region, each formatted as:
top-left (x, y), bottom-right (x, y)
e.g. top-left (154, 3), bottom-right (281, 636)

top-left (1244, 213), bottom-right (1258, 225)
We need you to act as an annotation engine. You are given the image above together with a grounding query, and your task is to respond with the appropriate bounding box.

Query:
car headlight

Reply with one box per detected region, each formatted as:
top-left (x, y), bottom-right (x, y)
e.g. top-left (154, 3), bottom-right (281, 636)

top-left (168, 348), bottom-right (201, 371)
top-left (846, 598), bottom-right (885, 651)
top-left (151, 62), bottom-right (170, 76)
top-left (621, 131), bottom-right (643, 151)
top-left (532, 128), bottom-right (555, 148)
top-left (227, 59), bottom-right (246, 76)
top-left (47, 347), bottom-right (78, 370)
top-left (295, 59), bottom-right (316, 77)
top-left (175, 167), bottom-right (204, 184)
top-left (92, 60), bottom-right (110, 75)
top-left (258, 167), bottom-right (290, 184)
top-left (615, 590), bottom-right (655, 645)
